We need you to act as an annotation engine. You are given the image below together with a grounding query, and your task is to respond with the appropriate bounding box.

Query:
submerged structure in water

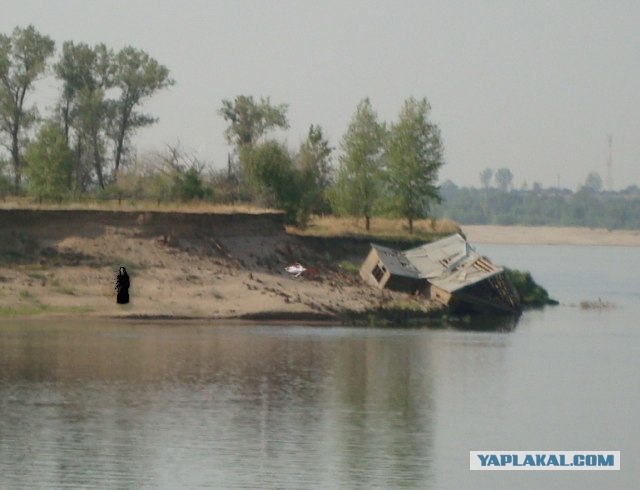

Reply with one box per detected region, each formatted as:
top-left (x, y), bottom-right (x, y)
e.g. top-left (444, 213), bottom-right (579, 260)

top-left (360, 234), bottom-right (521, 315)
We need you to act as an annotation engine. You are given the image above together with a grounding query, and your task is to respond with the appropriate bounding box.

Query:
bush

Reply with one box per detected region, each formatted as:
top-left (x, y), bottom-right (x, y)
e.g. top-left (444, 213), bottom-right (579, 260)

top-left (339, 261), bottom-right (360, 275)
top-left (505, 268), bottom-right (558, 307)
top-left (174, 167), bottom-right (210, 201)
top-left (24, 122), bottom-right (73, 202)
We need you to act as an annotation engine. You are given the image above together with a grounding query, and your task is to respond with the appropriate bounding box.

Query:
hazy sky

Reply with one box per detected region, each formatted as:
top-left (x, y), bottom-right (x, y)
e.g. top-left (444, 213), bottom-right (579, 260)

top-left (3, 0), bottom-right (639, 189)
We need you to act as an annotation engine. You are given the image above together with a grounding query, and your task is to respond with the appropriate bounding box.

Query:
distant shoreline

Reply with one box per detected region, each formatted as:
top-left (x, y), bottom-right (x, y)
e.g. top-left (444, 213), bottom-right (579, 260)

top-left (461, 225), bottom-right (640, 246)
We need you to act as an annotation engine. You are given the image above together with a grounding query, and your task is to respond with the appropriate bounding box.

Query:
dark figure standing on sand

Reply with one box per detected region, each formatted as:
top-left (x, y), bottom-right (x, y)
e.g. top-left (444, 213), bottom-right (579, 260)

top-left (115, 266), bottom-right (130, 304)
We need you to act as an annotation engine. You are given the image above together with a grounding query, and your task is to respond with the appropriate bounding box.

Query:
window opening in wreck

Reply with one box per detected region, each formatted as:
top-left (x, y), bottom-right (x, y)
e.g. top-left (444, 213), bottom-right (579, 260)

top-left (372, 263), bottom-right (386, 283)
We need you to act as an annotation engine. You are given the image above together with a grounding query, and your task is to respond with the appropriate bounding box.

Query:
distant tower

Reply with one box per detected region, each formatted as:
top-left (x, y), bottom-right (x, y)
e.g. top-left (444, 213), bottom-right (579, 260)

top-left (606, 135), bottom-right (613, 191)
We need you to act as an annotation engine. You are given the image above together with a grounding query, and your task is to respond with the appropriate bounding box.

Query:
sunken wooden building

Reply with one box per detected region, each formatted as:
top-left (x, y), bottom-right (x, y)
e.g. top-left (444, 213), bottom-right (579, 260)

top-left (360, 234), bottom-right (521, 315)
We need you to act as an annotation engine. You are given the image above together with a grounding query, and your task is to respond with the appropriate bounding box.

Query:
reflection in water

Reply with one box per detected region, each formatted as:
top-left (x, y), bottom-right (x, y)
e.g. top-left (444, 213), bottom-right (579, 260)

top-left (446, 314), bottom-right (520, 332)
top-left (0, 322), bottom-right (435, 489)
top-left (3, 241), bottom-right (639, 490)
top-left (331, 334), bottom-right (434, 487)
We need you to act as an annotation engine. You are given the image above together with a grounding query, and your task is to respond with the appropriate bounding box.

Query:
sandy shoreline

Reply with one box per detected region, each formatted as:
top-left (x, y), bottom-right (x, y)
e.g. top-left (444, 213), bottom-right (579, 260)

top-left (2, 209), bottom-right (636, 322)
top-left (0, 209), bottom-right (437, 322)
top-left (461, 225), bottom-right (640, 246)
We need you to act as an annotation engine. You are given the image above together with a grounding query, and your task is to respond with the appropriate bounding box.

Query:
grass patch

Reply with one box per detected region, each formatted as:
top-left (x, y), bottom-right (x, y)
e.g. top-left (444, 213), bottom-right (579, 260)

top-left (386, 298), bottom-right (427, 312)
top-left (110, 258), bottom-right (141, 274)
top-left (0, 304), bottom-right (47, 316)
top-left (0, 304), bottom-right (93, 317)
top-left (344, 299), bottom-right (445, 327)
top-left (0, 197), bottom-right (275, 214)
top-left (0, 232), bottom-right (39, 264)
top-left (19, 289), bottom-right (37, 301)
top-left (26, 271), bottom-right (47, 284)
top-left (1, 250), bottom-right (28, 263)
top-left (339, 260), bottom-right (360, 275)
top-left (288, 216), bottom-right (460, 241)
top-left (50, 278), bottom-right (76, 295)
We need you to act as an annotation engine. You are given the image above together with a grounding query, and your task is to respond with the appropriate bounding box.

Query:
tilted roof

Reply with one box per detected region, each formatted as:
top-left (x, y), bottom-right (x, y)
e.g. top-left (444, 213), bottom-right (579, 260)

top-left (372, 234), bottom-right (503, 293)
top-left (370, 244), bottom-right (419, 279)
top-left (405, 234), bottom-right (503, 292)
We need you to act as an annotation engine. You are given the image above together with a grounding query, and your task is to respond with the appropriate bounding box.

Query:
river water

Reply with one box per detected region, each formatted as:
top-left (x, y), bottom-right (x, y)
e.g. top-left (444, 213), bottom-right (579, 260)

top-left (0, 245), bottom-right (638, 489)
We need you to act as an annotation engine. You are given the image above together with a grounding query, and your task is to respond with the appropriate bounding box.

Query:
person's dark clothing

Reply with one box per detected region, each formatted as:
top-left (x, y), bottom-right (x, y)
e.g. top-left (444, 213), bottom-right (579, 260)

top-left (115, 268), bottom-right (130, 304)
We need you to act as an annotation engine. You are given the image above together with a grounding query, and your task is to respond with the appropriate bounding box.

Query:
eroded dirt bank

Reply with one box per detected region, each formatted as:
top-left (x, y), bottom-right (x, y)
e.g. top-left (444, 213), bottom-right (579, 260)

top-left (0, 209), bottom-right (440, 322)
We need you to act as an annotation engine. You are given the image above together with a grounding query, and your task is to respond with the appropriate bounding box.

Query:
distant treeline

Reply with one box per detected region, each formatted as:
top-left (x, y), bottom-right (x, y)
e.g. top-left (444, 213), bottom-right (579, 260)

top-left (433, 183), bottom-right (640, 229)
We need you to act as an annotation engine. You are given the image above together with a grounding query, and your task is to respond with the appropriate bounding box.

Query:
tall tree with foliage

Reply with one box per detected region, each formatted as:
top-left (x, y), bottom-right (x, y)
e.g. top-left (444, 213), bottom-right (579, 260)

top-left (218, 95), bottom-right (289, 202)
top-left (245, 140), bottom-right (303, 223)
top-left (385, 97), bottom-right (444, 234)
top-left (584, 172), bottom-right (603, 193)
top-left (494, 167), bottom-right (514, 192)
top-left (480, 168), bottom-right (493, 188)
top-left (0, 25), bottom-right (55, 187)
top-left (296, 124), bottom-right (333, 216)
top-left (0, 157), bottom-right (10, 199)
top-left (76, 87), bottom-right (112, 188)
top-left (219, 95), bottom-right (289, 151)
top-left (55, 42), bottom-right (113, 143)
top-left (24, 121), bottom-right (72, 201)
top-left (109, 47), bottom-right (174, 173)
top-left (331, 98), bottom-right (386, 231)
top-left (55, 42), bottom-right (115, 190)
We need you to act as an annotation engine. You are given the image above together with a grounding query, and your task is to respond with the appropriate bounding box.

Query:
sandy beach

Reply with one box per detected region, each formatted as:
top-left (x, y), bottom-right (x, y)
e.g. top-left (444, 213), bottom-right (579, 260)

top-left (2, 209), bottom-right (638, 321)
top-left (462, 225), bottom-right (640, 247)
top-left (0, 209), bottom-right (434, 321)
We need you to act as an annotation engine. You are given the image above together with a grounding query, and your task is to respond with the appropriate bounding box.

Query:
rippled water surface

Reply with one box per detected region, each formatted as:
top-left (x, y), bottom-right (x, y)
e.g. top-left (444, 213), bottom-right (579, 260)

top-left (0, 245), bottom-right (638, 489)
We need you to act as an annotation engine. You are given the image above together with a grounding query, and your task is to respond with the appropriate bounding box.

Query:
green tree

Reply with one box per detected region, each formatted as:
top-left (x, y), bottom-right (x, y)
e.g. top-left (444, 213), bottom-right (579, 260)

top-left (218, 95), bottom-right (289, 199)
top-left (54, 42), bottom-right (114, 190)
top-left (296, 124), bottom-right (333, 216)
top-left (494, 167), bottom-right (514, 192)
top-left (76, 87), bottom-right (112, 189)
top-left (24, 122), bottom-right (72, 201)
top-left (147, 144), bottom-right (211, 203)
top-left (0, 157), bottom-right (10, 199)
top-left (148, 171), bottom-right (174, 205)
top-left (331, 98), bottom-right (386, 231)
top-left (0, 25), bottom-right (55, 187)
top-left (432, 182), bottom-right (640, 229)
top-left (110, 47), bottom-right (174, 173)
top-left (385, 97), bottom-right (444, 234)
top-left (218, 95), bottom-right (289, 151)
top-left (246, 140), bottom-right (302, 223)
top-left (55, 42), bottom-right (112, 142)
top-left (479, 168), bottom-right (493, 188)
top-left (205, 153), bottom-right (244, 204)
top-left (174, 167), bottom-right (208, 201)
top-left (584, 172), bottom-right (603, 193)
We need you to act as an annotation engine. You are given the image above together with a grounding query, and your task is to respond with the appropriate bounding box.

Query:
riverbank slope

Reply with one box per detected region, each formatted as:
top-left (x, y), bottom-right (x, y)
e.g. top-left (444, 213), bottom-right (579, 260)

top-left (0, 209), bottom-right (443, 322)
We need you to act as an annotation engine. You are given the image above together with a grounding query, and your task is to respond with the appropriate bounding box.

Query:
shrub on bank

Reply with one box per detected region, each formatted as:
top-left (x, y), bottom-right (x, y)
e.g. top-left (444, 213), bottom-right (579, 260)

top-left (505, 268), bottom-right (558, 307)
